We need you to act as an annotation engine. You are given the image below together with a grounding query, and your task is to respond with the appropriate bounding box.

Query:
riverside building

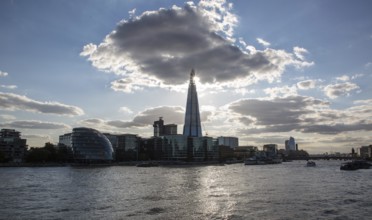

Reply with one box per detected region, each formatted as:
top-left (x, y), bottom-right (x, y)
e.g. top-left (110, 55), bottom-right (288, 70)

top-left (217, 136), bottom-right (239, 149)
top-left (58, 133), bottom-right (72, 148)
top-left (71, 127), bottom-right (114, 162)
top-left (0, 129), bottom-right (27, 162)
top-left (153, 117), bottom-right (177, 137)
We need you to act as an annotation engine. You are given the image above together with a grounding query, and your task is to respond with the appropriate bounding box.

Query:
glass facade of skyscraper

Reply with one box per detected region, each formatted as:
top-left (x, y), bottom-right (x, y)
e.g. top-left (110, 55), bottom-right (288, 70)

top-left (183, 69), bottom-right (202, 137)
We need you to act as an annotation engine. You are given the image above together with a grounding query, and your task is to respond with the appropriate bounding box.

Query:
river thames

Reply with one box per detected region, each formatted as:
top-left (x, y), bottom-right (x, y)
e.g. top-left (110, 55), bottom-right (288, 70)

top-left (1, 160), bottom-right (372, 220)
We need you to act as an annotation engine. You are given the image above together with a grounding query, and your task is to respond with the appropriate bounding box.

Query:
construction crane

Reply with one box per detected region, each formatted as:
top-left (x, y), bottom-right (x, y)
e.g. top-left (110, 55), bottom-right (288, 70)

top-left (202, 123), bottom-right (208, 136)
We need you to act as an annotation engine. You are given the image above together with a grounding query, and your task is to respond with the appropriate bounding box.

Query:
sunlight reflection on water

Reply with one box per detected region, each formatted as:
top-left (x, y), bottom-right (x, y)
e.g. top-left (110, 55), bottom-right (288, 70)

top-left (0, 160), bottom-right (372, 219)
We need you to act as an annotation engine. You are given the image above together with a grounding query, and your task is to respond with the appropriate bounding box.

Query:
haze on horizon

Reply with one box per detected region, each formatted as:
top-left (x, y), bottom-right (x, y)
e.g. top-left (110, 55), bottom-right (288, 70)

top-left (0, 0), bottom-right (372, 154)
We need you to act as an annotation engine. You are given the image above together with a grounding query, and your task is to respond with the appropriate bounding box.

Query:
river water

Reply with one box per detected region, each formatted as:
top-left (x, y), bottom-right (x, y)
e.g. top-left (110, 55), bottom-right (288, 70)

top-left (0, 160), bottom-right (371, 220)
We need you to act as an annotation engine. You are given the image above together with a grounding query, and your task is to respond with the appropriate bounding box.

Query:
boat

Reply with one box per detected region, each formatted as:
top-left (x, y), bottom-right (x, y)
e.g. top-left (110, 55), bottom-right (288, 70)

top-left (267, 157), bottom-right (283, 164)
top-left (340, 160), bottom-right (371, 171)
top-left (244, 155), bottom-right (283, 165)
top-left (306, 161), bottom-right (316, 167)
top-left (244, 157), bottom-right (266, 165)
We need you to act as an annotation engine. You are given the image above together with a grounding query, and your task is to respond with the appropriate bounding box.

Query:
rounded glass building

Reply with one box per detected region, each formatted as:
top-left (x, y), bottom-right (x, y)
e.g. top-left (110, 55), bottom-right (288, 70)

top-left (72, 127), bottom-right (114, 162)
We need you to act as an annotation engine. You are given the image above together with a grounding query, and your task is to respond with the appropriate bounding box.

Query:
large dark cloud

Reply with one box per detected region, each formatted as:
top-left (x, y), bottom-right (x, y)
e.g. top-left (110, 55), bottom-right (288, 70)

top-left (0, 92), bottom-right (84, 116)
top-left (81, 3), bottom-right (312, 91)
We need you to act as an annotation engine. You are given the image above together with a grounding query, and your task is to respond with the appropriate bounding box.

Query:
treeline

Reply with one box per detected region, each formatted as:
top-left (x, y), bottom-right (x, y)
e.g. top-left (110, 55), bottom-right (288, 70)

top-left (26, 142), bottom-right (73, 163)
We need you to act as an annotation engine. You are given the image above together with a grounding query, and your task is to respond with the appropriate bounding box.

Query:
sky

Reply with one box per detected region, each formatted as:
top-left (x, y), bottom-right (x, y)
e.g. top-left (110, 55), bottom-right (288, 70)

top-left (1, 0), bottom-right (372, 153)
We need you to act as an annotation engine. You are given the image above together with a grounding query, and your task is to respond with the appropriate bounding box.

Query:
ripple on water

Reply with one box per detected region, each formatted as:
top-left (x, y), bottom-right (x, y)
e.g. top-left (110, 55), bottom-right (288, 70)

top-left (146, 207), bottom-right (166, 215)
top-left (142, 195), bottom-right (163, 201)
top-left (1, 163), bottom-right (372, 219)
top-left (343, 198), bottom-right (358, 204)
top-left (322, 209), bottom-right (339, 216)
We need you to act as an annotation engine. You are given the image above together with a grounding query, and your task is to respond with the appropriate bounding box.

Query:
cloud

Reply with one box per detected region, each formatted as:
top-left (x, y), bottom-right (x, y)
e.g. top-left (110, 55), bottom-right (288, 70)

top-left (264, 85), bottom-right (298, 98)
top-left (228, 96), bottom-right (329, 127)
top-left (0, 85), bottom-right (17, 89)
top-left (80, 118), bottom-right (105, 125)
top-left (80, 105), bottom-right (213, 131)
top-left (293, 47), bottom-right (308, 61)
top-left (351, 73), bottom-right (364, 79)
top-left (324, 82), bottom-right (359, 99)
top-left (336, 75), bottom-right (350, 82)
top-left (227, 95), bottom-right (372, 135)
top-left (256, 38), bottom-right (270, 47)
top-left (23, 134), bottom-right (52, 139)
top-left (0, 92), bottom-right (84, 116)
top-left (128, 8), bottom-right (136, 18)
top-left (108, 106), bottom-right (185, 128)
top-left (297, 79), bottom-right (317, 90)
top-left (299, 123), bottom-right (372, 134)
top-left (0, 114), bottom-right (16, 120)
top-left (22, 134), bottom-right (53, 146)
top-left (81, 2), bottom-right (313, 92)
top-left (0, 120), bottom-right (70, 129)
top-left (0, 70), bottom-right (8, 77)
top-left (119, 106), bottom-right (133, 114)
top-left (81, 106), bottom-right (185, 129)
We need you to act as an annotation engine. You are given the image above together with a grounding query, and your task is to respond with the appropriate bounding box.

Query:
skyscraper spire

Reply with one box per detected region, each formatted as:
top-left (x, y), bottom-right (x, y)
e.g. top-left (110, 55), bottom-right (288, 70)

top-left (183, 69), bottom-right (202, 137)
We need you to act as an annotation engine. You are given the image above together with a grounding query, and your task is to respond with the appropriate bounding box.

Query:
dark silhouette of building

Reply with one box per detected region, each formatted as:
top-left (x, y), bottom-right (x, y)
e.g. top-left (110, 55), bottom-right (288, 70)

top-left (153, 117), bottom-right (177, 137)
top-left (116, 134), bottom-right (139, 161)
top-left (0, 129), bottom-right (27, 162)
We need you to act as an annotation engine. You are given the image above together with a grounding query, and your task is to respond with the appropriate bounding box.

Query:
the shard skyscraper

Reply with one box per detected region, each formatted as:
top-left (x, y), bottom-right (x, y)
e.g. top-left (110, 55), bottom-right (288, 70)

top-left (183, 69), bottom-right (202, 137)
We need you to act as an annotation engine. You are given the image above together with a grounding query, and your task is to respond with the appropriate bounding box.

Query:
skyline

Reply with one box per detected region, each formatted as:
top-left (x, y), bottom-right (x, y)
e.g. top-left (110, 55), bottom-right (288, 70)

top-left (0, 0), bottom-right (372, 153)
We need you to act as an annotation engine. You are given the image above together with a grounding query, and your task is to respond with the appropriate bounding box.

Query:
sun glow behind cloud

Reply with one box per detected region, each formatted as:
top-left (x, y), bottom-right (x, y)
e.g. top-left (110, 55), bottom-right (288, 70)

top-left (80, 1), bottom-right (313, 93)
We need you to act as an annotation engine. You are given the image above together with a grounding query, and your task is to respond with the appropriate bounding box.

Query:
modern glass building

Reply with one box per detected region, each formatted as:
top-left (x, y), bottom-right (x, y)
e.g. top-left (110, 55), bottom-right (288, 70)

top-left (285, 137), bottom-right (297, 151)
top-left (58, 133), bottom-right (72, 148)
top-left (162, 134), bottom-right (188, 160)
top-left (183, 69), bottom-right (202, 137)
top-left (217, 136), bottom-right (239, 149)
top-left (161, 135), bottom-right (218, 161)
top-left (72, 127), bottom-right (114, 162)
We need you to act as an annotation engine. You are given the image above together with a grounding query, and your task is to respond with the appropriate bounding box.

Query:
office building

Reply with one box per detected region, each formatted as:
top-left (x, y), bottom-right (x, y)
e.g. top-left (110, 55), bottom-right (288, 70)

top-left (153, 117), bottom-right (177, 137)
top-left (116, 134), bottom-right (139, 161)
top-left (161, 135), bottom-right (218, 161)
top-left (234, 146), bottom-right (258, 159)
top-left (263, 144), bottom-right (278, 157)
top-left (360, 145), bottom-right (372, 158)
top-left (217, 136), bottom-right (239, 149)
